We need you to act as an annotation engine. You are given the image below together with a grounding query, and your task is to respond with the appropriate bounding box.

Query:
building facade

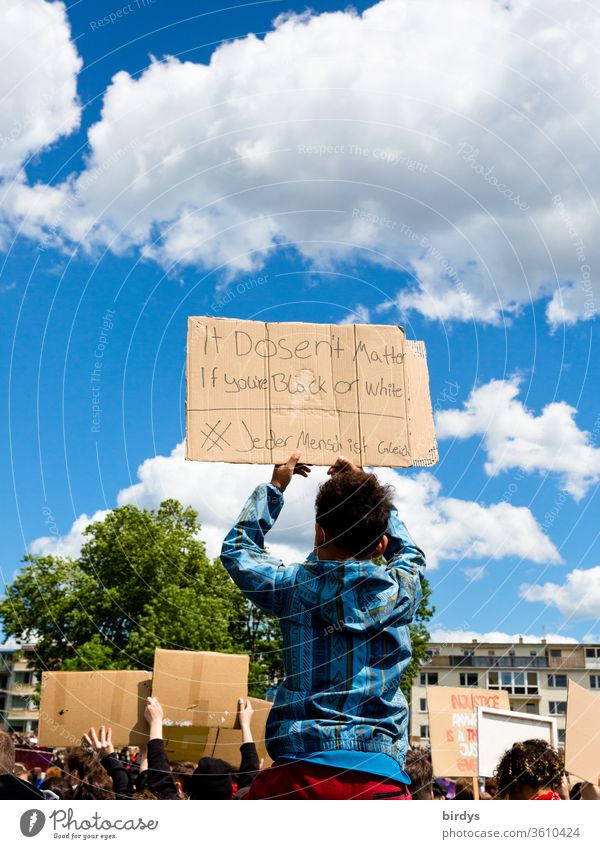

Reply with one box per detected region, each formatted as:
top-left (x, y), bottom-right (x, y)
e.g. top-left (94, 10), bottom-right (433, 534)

top-left (410, 639), bottom-right (600, 745)
top-left (0, 642), bottom-right (39, 733)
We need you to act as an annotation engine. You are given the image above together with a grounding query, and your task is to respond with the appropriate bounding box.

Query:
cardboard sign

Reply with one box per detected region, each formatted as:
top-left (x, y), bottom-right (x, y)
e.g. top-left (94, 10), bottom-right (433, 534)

top-left (152, 649), bottom-right (249, 749)
top-left (477, 706), bottom-right (557, 778)
top-left (38, 670), bottom-right (152, 748)
top-left (211, 697), bottom-right (273, 768)
top-left (426, 686), bottom-right (509, 777)
top-left (186, 317), bottom-right (438, 467)
top-left (565, 680), bottom-right (600, 784)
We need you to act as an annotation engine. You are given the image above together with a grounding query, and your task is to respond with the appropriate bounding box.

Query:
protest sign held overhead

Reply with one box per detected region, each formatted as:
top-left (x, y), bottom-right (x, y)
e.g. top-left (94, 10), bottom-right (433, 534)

top-left (426, 686), bottom-right (509, 778)
top-left (186, 317), bottom-right (438, 466)
top-left (38, 670), bottom-right (153, 748)
top-left (565, 680), bottom-right (600, 784)
top-left (476, 705), bottom-right (558, 778)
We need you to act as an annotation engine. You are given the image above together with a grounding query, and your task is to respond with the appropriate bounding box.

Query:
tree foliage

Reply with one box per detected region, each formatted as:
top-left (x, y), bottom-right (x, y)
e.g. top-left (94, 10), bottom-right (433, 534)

top-left (0, 500), bottom-right (282, 695)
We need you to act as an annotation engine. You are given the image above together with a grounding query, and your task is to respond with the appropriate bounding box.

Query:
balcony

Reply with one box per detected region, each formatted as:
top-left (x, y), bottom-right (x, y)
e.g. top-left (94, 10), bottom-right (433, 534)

top-left (448, 655), bottom-right (548, 669)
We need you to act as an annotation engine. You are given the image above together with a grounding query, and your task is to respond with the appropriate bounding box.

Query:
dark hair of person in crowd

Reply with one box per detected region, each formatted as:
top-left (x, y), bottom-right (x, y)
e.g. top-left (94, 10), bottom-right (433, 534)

top-left (132, 788), bottom-right (159, 800)
top-left (187, 757), bottom-right (235, 800)
top-left (0, 730), bottom-right (15, 775)
top-left (453, 776), bottom-right (475, 800)
top-left (404, 748), bottom-right (433, 800)
top-left (64, 746), bottom-right (96, 783)
top-left (570, 782), bottom-right (582, 800)
top-left (494, 739), bottom-right (564, 800)
top-left (484, 777), bottom-right (498, 798)
top-left (170, 760), bottom-right (196, 798)
top-left (315, 469), bottom-right (394, 557)
top-left (432, 780), bottom-right (446, 800)
top-left (40, 776), bottom-right (73, 799)
top-left (72, 765), bottom-right (115, 801)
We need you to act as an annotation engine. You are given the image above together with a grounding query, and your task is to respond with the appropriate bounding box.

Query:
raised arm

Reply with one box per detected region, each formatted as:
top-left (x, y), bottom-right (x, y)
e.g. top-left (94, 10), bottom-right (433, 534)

top-left (220, 453), bottom-right (310, 614)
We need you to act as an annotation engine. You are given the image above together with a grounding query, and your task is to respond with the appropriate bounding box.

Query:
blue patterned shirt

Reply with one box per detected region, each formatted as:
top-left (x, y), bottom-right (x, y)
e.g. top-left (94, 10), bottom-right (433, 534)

top-left (220, 483), bottom-right (426, 771)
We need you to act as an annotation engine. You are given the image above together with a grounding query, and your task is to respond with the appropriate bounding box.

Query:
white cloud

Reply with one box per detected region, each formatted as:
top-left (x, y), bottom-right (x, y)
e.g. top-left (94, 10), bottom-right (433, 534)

top-left (435, 378), bottom-right (600, 500)
top-left (521, 566), bottom-right (600, 622)
top-left (0, 0), bottom-right (81, 177)
top-left (429, 628), bottom-right (578, 645)
top-left (29, 510), bottom-right (110, 559)
top-left (463, 565), bottom-right (486, 582)
top-left (30, 441), bottom-right (561, 569)
top-left (2, 0), bottom-right (600, 324)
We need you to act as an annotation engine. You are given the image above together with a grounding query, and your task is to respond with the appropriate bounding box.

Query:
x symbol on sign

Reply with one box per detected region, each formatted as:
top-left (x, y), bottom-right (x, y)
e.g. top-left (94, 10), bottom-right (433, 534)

top-left (200, 419), bottom-right (232, 451)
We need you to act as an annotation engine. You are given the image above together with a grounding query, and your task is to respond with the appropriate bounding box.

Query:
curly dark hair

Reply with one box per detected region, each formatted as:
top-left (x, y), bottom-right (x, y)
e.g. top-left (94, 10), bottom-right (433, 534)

top-left (494, 738), bottom-right (564, 798)
top-left (315, 469), bottom-right (394, 557)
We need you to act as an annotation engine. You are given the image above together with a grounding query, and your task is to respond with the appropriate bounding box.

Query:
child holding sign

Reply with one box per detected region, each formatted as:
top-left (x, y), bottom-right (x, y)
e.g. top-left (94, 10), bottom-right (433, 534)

top-left (220, 453), bottom-right (426, 799)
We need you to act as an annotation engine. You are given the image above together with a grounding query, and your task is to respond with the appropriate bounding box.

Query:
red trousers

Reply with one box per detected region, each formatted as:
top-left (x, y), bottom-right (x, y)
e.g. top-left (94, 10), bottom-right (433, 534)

top-left (246, 760), bottom-right (412, 800)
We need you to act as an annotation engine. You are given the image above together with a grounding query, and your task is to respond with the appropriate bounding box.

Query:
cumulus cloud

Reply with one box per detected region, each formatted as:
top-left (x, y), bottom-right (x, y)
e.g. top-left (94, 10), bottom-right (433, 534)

top-left (1, 0), bottom-right (599, 324)
top-left (429, 628), bottom-right (578, 645)
top-left (436, 378), bottom-right (600, 500)
top-left (30, 441), bottom-right (561, 569)
top-left (521, 566), bottom-right (600, 622)
top-left (0, 0), bottom-right (81, 178)
top-left (29, 509), bottom-right (110, 559)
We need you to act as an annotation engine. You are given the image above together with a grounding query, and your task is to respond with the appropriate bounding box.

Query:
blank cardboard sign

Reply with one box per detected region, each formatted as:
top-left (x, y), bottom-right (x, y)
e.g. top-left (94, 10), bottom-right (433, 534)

top-left (38, 670), bottom-right (152, 748)
top-left (565, 680), bottom-right (600, 784)
top-left (426, 686), bottom-right (510, 778)
top-left (476, 706), bottom-right (557, 778)
top-left (186, 317), bottom-right (438, 467)
top-left (152, 649), bottom-right (249, 730)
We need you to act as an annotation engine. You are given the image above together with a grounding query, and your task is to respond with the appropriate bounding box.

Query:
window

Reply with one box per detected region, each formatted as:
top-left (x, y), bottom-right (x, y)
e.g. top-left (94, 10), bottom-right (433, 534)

top-left (558, 729), bottom-right (566, 744)
top-left (550, 650), bottom-right (562, 658)
top-left (585, 648), bottom-right (600, 659)
top-left (529, 651), bottom-right (537, 657)
top-left (420, 725), bottom-right (429, 738)
top-left (420, 673), bottom-right (438, 686)
top-left (488, 650), bottom-right (496, 657)
top-left (489, 670), bottom-right (538, 694)
top-left (549, 701), bottom-right (567, 715)
top-left (591, 675), bottom-right (600, 689)
top-left (547, 674), bottom-right (568, 688)
top-left (459, 673), bottom-right (478, 687)
top-left (9, 695), bottom-right (30, 710)
top-left (525, 703), bottom-right (537, 715)
top-left (419, 698), bottom-right (427, 712)
top-left (13, 671), bottom-right (32, 686)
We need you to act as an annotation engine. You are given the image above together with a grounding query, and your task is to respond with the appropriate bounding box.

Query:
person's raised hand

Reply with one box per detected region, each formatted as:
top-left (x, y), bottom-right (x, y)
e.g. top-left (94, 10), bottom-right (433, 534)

top-left (237, 697), bottom-right (254, 729)
top-left (83, 725), bottom-right (114, 759)
top-left (327, 455), bottom-right (363, 476)
top-left (271, 452), bottom-right (310, 493)
top-left (144, 696), bottom-right (164, 734)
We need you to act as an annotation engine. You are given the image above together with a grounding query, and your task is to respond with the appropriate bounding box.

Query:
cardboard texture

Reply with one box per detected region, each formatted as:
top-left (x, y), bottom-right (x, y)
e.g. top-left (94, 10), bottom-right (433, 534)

top-left (426, 686), bottom-right (509, 778)
top-left (476, 706), bottom-right (557, 778)
top-left (38, 670), bottom-right (152, 748)
top-left (210, 698), bottom-right (273, 768)
top-left (565, 680), bottom-right (600, 784)
top-left (186, 317), bottom-right (438, 467)
top-left (152, 648), bottom-right (249, 761)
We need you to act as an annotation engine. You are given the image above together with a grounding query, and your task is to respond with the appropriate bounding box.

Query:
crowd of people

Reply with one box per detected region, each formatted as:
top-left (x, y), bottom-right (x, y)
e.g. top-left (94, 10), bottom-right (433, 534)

top-left (1, 454), bottom-right (598, 801)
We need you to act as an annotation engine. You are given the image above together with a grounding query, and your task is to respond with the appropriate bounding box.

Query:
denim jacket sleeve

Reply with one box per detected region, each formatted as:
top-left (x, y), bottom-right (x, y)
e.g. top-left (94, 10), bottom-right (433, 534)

top-left (220, 483), bottom-right (297, 615)
top-left (381, 505), bottom-right (426, 624)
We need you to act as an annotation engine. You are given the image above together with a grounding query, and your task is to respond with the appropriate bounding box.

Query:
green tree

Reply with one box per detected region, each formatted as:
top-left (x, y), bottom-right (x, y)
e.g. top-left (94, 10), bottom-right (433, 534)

top-left (402, 576), bottom-right (435, 699)
top-left (0, 500), bottom-right (281, 688)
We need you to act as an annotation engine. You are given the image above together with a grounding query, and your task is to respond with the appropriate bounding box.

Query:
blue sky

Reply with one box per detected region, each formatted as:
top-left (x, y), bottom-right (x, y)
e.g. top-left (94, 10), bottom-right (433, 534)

top-left (1, 0), bottom-right (599, 645)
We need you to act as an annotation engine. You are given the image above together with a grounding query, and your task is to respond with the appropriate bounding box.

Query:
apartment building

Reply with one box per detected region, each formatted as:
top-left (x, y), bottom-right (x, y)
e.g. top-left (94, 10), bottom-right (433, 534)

top-left (411, 639), bottom-right (600, 745)
top-left (0, 641), bottom-right (39, 733)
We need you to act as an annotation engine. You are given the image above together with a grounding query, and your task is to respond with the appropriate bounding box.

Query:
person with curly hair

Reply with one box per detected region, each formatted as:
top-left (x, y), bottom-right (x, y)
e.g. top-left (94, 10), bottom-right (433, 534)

top-left (221, 453), bottom-right (426, 799)
top-left (494, 738), bottom-right (565, 800)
